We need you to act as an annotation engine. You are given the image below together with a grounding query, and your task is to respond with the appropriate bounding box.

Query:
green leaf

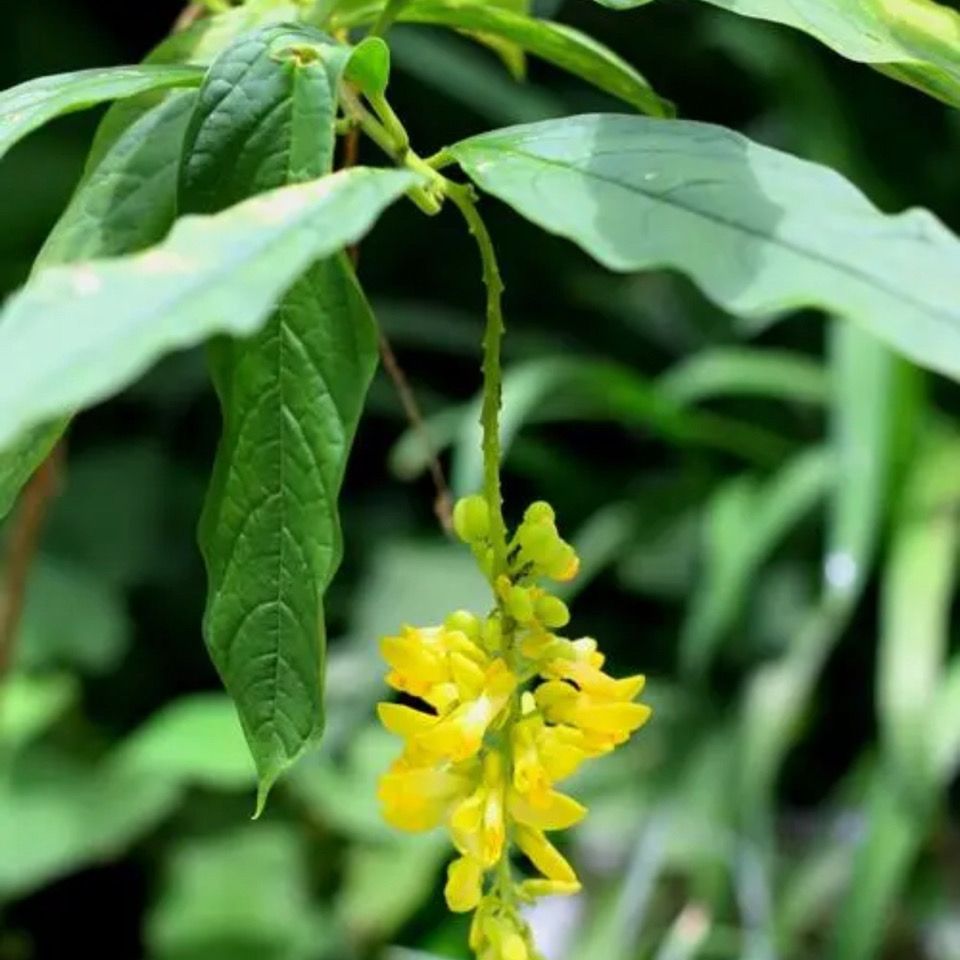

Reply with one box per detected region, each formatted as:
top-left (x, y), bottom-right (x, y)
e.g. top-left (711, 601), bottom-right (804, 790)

top-left (656, 0), bottom-right (960, 109)
top-left (0, 165), bottom-right (414, 455)
top-left (0, 64), bottom-right (203, 162)
top-left (181, 25), bottom-right (386, 805)
top-left (117, 695), bottom-right (256, 792)
top-left (146, 826), bottom-right (331, 960)
top-left (657, 348), bottom-right (829, 407)
top-left (681, 448), bottom-right (832, 677)
top-left (825, 325), bottom-right (918, 601)
top-left (0, 423), bottom-right (61, 522)
top-left (19, 556), bottom-right (129, 675)
top-left (877, 425), bottom-right (960, 799)
top-left (932, 653), bottom-right (960, 781)
top-left (0, 91), bottom-right (198, 523)
top-left (83, 0), bottom-right (305, 172)
top-left (41, 90), bottom-right (198, 264)
top-left (450, 115), bottom-right (960, 382)
top-left (337, 0), bottom-right (671, 115)
top-left (0, 674), bottom-right (77, 756)
top-left (0, 750), bottom-right (180, 900)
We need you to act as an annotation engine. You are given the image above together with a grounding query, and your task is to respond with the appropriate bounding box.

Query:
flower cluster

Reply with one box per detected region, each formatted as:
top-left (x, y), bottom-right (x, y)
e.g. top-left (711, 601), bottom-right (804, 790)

top-left (377, 497), bottom-right (651, 960)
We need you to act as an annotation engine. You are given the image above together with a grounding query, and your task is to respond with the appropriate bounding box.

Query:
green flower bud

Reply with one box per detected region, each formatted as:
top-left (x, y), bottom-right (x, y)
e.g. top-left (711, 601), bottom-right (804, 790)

top-left (482, 615), bottom-right (503, 651)
top-left (454, 495), bottom-right (491, 544)
top-left (535, 594), bottom-right (570, 629)
top-left (445, 609), bottom-right (482, 640)
top-left (506, 585), bottom-right (535, 623)
top-left (524, 501), bottom-right (555, 524)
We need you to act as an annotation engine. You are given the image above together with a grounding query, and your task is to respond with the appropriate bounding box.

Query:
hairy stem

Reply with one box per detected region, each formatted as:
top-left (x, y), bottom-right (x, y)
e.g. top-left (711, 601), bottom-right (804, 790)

top-left (446, 184), bottom-right (508, 577)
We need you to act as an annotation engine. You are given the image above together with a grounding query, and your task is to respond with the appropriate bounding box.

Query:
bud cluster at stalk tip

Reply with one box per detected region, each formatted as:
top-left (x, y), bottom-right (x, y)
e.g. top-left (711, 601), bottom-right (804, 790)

top-left (377, 496), bottom-right (652, 960)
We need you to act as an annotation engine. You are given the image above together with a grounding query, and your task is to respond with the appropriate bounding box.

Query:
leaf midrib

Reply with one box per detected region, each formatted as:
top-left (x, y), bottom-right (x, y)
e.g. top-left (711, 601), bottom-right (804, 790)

top-left (464, 138), bottom-right (958, 331)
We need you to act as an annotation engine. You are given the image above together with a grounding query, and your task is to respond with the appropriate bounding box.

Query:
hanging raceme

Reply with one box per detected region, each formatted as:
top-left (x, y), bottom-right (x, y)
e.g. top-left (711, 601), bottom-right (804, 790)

top-left (2, 0), bottom-right (960, 956)
top-left (377, 496), bottom-right (652, 957)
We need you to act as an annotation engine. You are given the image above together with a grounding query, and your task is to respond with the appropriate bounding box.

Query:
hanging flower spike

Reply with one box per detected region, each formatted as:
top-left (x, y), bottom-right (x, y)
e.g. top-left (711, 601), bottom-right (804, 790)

top-left (375, 497), bottom-right (652, 959)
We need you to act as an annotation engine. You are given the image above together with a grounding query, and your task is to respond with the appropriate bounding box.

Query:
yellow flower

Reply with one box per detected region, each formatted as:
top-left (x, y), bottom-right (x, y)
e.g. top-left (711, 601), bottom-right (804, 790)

top-left (535, 678), bottom-right (650, 753)
top-left (376, 497), bottom-right (653, 960)
top-left (512, 708), bottom-right (588, 806)
top-left (416, 658), bottom-right (517, 762)
top-left (470, 901), bottom-right (531, 960)
top-left (451, 752), bottom-right (507, 867)
top-left (515, 823), bottom-right (578, 884)
top-left (446, 855), bottom-right (485, 913)
top-left (381, 624), bottom-right (486, 710)
top-left (377, 754), bottom-right (476, 832)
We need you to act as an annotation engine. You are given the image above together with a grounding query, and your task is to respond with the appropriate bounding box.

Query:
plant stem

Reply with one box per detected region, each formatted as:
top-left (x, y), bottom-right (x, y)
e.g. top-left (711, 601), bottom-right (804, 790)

top-left (445, 184), bottom-right (508, 577)
top-left (369, 0), bottom-right (411, 37)
top-left (0, 444), bottom-right (63, 680)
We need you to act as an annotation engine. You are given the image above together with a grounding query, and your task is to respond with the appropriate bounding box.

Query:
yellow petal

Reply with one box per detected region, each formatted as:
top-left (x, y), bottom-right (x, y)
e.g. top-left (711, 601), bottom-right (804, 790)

top-left (377, 702), bottom-right (436, 739)
top-left (445, 856), bottom-right (484, 913)
top-left (450, 651), bottom-right (486, 698)
top-left (518, 878), bottom-right (582, 900)
top-left (577, 700), bottom-right (652, 735)
top-left (502, 933), bottom-right (529, 960)
top-left (515, 824), bottom-right (578, 883)
top-left (509, 787), bottom-right (586, 830)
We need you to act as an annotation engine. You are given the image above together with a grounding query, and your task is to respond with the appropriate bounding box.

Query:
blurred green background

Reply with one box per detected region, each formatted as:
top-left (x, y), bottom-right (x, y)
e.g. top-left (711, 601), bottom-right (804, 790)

top-left (3, 2), bottom-right (960, 959)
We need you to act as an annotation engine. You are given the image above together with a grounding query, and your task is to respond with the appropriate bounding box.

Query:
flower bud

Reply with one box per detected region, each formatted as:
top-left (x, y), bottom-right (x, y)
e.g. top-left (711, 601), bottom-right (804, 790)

top-left (504, 584), bottom-right (535, 623)
top-left (545, 543), bottom-right (580, 583)
top-left (524, 501), bottom-right (555, 524)
top-left (482, 615), bottom-right (503, 652)
top-left (535, 594), bottom-right (570, 628)
top-left (445, 609), bottom-right (482, 641)
top-left (454, 495), bottom-right (491, 544)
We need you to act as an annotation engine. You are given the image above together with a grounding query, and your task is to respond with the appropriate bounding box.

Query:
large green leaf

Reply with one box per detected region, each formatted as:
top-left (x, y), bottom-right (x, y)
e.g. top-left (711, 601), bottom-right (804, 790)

top-left (591, 0), bottom-right (960, 108)
top-left (0, 91), bottom-right (199, 522)
top-left (449, 115), bottom-right (960, 381)
top-left (181, 24), bottom-right (383, 804)
top-left (336, 0), bottom-right (671, 115)
top-left (0, 165), bottom-right (414, 455)
top-left (0, 64), bottom-right (203, 162)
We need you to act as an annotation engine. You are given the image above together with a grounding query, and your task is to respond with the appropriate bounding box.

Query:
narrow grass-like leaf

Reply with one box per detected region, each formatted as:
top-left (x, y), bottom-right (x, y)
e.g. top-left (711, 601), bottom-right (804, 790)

top-left (450, 115), bottom-right (960, 382)
top-left (336, 0), bottom-right (671, 115)
top-left (826, 771), bottom-right (925, 960)
top-left (878, 425), bottom-right (960, 798)
top-left (739, 326), bottom-right (915, 816)
top-left (0, 167), bottom-right (415, 454)
top-left (682, 448), bottom-right (832, 677)
top-left (0, 64), bottom-right (203, 162)
top-left (182, 24), bottom-right (385, 803)
top-left (658, 348), bottom-right (829, 407)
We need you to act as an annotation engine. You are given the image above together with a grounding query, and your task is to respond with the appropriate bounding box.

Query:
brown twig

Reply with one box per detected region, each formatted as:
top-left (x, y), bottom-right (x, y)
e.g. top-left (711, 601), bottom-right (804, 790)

top-left (378, 331), bottom-right (454, 531)
top-left (0, 444), bottom-right (64, 678)
top-left (173, 2), bottom-right (206, 33)
top-left (339, 121), bottom-right (454, 533)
